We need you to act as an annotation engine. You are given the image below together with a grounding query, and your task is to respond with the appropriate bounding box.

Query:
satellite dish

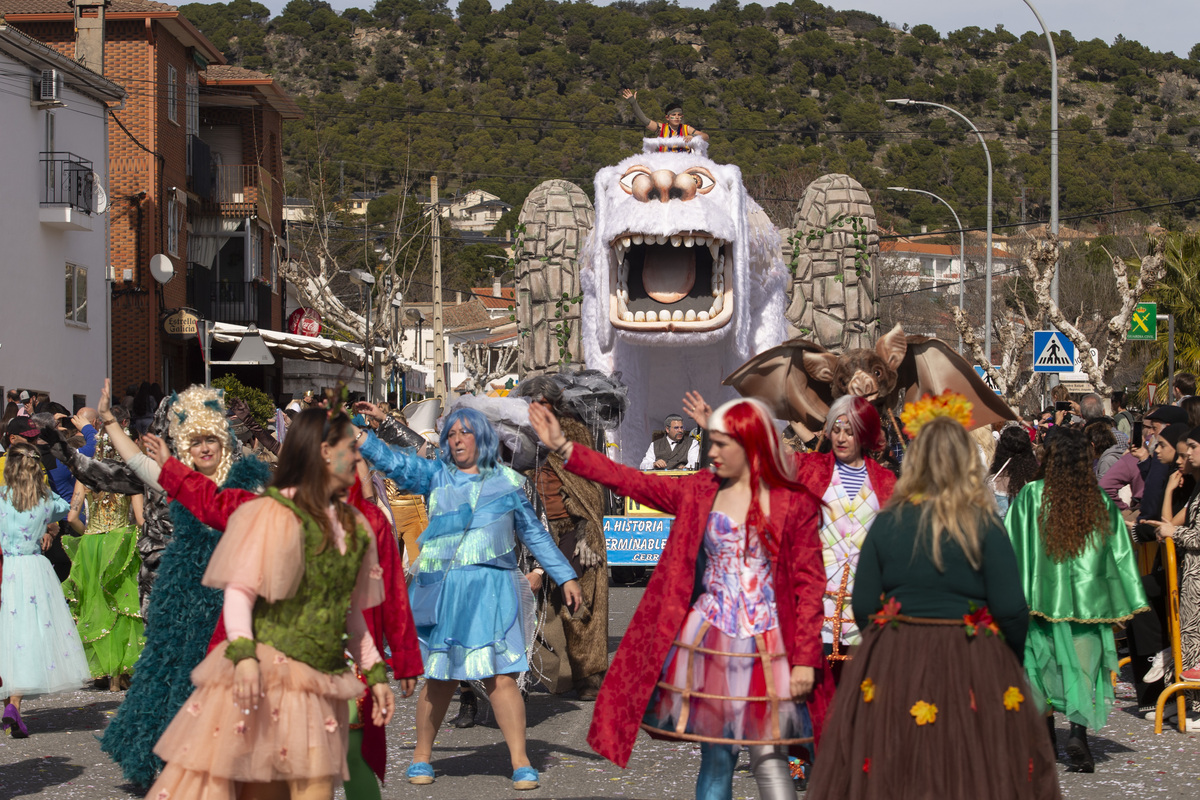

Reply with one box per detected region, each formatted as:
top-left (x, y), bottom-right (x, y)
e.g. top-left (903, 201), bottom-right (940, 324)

top-left (149, 254), bottom-right (174, 284)
top-left (92, 172), bottom-right (108, 213)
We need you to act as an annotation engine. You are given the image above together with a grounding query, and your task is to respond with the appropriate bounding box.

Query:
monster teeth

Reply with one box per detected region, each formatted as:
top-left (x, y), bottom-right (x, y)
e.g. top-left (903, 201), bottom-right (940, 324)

top-left (685, 309), bottom-right (696, 321)
top-left (633, 234), bottom-right (643, 245)
top-left (622, 311), bottom-right (634, 322)
top-left (672, 310), bottom-right (684, 321)
top-left (622, 236), bottom-right (631, 249)
top-left (683, 235), bottom-right (694, 248)
top-left (698, 311), bottom-right (710, 321)
top-left (634, 311), bottom-right (645, 322)
top-left (670, 235), bottom-right (682, 247)
top-left (709, 240), bottom-right (720, 262)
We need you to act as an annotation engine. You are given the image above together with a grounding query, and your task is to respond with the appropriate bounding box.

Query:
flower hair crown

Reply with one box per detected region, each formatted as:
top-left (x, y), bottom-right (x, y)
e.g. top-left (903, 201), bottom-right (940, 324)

top-left (900, 390), bottom-right (974, 438)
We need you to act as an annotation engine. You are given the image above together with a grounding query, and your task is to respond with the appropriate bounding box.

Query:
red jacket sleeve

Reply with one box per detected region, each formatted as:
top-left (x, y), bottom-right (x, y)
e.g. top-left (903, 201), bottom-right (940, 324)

top-left (159, 456), bottom-right (258, 529)
top-left (347, 479), bottom-right (424, 680)
top-left (775, 490), bottom-right (825, 669)
top-left (565, 443), bottom-right (687, 517)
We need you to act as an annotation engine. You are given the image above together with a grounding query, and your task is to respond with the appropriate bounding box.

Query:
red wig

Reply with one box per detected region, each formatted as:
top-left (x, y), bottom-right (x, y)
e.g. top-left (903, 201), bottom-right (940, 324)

top-left (822, 395), bottom-right (884, 452)
top-left (709, 398), bottom-right (821, 555)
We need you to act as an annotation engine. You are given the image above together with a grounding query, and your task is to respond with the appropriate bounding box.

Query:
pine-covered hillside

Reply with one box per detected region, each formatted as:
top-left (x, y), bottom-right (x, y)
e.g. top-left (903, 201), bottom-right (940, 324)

top-left (180, 0), bottom-right (1200, 235)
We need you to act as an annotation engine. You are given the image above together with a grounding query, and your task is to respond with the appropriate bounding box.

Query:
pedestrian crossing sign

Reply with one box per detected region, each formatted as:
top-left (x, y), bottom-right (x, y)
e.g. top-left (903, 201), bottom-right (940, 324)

top-left (1032, 331), bottom-right (1075, 372)
top-left (973, 365), bottom-right (1002, 394)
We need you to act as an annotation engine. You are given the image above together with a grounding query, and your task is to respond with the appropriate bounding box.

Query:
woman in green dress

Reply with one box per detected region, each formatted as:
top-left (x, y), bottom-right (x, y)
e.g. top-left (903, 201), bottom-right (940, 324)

top-left (1005, 427), bottom-right (1149, 773)
top-left (63, 433), bottom-right (146, 690)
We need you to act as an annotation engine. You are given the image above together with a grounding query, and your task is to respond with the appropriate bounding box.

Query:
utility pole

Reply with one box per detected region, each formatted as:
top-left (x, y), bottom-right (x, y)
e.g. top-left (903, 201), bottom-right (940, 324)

top-left (431, 176), bottom-right (446, 402)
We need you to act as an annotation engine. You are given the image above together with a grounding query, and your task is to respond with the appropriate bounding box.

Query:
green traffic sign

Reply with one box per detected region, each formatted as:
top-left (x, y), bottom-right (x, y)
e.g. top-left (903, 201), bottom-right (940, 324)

top-left (1129, 302), bottom-right (1157, 341)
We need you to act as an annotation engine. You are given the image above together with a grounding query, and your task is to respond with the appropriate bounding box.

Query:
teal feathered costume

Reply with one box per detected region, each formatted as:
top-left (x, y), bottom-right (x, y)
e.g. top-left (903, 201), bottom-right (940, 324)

top-left (100, 456), bottom-right (269, 788)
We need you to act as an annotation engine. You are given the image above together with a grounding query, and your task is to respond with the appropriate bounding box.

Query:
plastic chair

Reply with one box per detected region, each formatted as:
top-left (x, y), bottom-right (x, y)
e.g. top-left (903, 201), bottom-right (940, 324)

top-left (1154, 538), bottom-right (1200, 734)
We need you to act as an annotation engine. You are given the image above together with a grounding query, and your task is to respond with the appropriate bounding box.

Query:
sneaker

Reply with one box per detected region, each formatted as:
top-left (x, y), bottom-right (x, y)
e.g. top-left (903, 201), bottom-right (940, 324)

top-left (3, 704), bottom-right (28, 738)
top-left (1144, 705), bottom-right (1180, 722)
top-left (406, 762), bottom-right (435, 785)
top-left (1188, 717), bottom-right (1200, 732)
top-left (1145, 649), bottom-right (1171, 683)
top-left (512, 766), bottom-right (540, 790)
top-left (1181, 666), bottom-right (1200, 681)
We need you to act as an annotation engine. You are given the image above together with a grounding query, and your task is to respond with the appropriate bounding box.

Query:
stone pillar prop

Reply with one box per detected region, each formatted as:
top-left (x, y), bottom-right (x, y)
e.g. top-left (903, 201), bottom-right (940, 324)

top-left (515, 180), bottom-right (595, 376)
top-left (781, 174), bottom-right (880, 351)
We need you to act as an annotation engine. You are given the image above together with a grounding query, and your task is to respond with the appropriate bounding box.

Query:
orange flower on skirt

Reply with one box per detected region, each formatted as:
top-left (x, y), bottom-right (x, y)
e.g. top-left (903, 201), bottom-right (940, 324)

top-left (860, 678), bottom-right (876, 703)
top-left (910, 700), bottom-right (938, 725)
top-left (1003, 686), bottom-right (1024, 711)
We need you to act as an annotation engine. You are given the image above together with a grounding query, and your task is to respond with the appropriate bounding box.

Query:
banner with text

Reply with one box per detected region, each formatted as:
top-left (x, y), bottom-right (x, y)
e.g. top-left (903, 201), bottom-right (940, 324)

top-left (604, 516), bottom-right (671, 565)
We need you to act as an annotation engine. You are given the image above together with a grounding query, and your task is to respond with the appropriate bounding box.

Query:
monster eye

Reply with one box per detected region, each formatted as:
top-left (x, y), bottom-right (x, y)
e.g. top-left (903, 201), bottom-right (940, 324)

top-left (619, 166), bottom-right (652, 194)
top-left (683, 168), bottom-right (716, 194)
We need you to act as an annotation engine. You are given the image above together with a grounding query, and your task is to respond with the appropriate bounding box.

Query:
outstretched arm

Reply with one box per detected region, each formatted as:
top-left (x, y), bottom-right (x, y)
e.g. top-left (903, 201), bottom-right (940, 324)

top-left (621, 88), bottom-right (657, 131)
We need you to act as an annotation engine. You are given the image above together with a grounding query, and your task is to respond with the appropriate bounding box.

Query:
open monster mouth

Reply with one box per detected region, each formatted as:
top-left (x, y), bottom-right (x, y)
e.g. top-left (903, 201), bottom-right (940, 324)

top-left (609, 231), bottom-right (732, 332)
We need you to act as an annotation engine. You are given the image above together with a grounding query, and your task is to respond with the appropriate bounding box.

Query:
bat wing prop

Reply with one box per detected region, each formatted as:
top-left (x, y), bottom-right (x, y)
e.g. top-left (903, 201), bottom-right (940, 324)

top-left (722, 338), bottom-right (836, 433)
top-left (891, 336), bottom-right (1018, 430)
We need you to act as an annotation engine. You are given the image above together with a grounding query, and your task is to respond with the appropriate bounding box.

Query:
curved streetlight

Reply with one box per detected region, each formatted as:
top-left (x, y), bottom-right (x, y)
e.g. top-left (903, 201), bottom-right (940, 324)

top-left (886, 186), bottom-right (966, 354)
top-left (1021, 0), bottom-right (1059, 304)
top-left (886, 98), bottom-right (994, 362)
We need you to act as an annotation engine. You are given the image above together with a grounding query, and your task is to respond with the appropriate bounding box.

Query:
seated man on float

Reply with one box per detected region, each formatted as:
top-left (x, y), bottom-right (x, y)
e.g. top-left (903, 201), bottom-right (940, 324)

top-left (640, 414), bottom-right (700, 471)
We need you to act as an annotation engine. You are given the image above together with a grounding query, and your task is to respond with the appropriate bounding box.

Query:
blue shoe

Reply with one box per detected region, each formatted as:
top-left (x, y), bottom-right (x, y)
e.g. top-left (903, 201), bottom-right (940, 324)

top-left (512, 766), bottom-right (539, 790)
top-left (407, 762), bottom-right (434, 785)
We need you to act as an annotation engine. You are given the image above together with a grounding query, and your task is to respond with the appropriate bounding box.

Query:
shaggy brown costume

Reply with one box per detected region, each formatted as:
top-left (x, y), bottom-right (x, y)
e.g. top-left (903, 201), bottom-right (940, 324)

top-left (528, 417), bottom-right (610, 693)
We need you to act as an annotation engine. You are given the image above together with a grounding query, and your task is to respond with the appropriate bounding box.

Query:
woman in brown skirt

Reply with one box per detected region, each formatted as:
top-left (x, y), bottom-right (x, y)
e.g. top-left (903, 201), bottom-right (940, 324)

top-left (808, 413), bottom-right (1061, 800)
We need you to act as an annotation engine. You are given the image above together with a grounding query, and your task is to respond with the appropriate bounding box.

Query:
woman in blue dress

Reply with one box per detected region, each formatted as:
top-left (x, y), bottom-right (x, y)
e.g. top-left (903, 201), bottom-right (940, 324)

top-left (353, 403), bottom-right (581, 792)
top-left (0, 442), bottom-right (91, 737)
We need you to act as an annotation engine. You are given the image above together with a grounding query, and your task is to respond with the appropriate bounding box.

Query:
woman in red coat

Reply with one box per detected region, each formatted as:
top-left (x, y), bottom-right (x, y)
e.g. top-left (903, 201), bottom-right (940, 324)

top-left (794, 396), bottom-right (896, 669)
top-left (529, 397), bottom-right (827, 800)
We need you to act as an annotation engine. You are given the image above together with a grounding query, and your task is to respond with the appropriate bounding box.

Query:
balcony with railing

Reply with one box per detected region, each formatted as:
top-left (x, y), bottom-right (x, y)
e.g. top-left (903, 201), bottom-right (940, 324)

top-left (201, 164), bottom-right (273, 220)
top-left (40, 152), bottom-right (95, 230)
top-left (187, 270), bottom-right (273, 329)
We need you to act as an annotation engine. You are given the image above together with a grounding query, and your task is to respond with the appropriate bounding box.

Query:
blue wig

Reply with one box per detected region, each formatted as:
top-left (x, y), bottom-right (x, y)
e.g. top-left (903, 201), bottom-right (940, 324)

top-left (439, 407), bottom-right (500, 473)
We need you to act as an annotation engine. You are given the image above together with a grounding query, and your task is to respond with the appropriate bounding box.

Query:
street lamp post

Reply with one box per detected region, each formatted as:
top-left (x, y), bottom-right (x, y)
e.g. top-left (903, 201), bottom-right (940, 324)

top-left (887, 98), bottom-right (994, 363)
top-left (886, 186), bottom-right (966, 354)
top-left (1021, 0), bottom-right (1059, 304)
top-left (349, 268), bottom-right (376, 400)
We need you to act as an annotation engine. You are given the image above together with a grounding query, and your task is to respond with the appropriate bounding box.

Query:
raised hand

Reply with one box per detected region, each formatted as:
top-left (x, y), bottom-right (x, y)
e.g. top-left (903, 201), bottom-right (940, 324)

top-left (682, 391), bottom-right (712, 429)
top-left (620, 88), bottom-right (636, 99)
top-left (143, 433), bottom-right (171, 467)
top-left (528, 402), bottom-right (567, 451)
top-left (97, 379), bottom-right (115, 424)
top-left (353, 401), bottom-right (386, 423)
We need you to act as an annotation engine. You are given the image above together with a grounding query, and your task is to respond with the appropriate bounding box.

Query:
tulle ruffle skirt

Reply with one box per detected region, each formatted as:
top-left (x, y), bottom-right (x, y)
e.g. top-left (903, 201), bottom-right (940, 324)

top-left (62, 527), bottom-right (145, 678)
top-left (642, 607), bottom-right (813, 746)
top-left (0, 553), bottom-right (91, 696)
top-left (146, 641), bottom-right (364, 800)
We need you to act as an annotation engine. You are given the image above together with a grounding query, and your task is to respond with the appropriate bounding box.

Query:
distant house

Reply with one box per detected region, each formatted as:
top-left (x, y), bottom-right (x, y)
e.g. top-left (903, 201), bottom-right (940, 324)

top-left (346, 191), bottom-right (385, 215)
top-left (443, 189), bottom-right (512, 233)
top-left (0, 19), bottom-right (124, 406)
top-left (283, 196), bottom-right (313, 222)
top-left (879, 232), bottom-right (1014, 296)
top-left (2, 0), bottom-right (301, 396)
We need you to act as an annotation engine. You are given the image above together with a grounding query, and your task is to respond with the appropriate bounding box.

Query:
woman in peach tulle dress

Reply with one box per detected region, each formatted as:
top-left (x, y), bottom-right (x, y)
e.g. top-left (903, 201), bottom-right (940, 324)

top-left (145, 408), bottom-right (395, 800)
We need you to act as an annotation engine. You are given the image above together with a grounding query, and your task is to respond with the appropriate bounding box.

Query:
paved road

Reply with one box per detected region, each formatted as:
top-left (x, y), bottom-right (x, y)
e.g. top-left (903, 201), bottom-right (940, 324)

top-left (4, 585), bottom-right (1200, 798)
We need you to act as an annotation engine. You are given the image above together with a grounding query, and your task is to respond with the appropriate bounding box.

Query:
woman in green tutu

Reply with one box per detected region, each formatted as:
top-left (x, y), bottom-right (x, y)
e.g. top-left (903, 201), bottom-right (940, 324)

top-left (63, 421), bottom-right (146, 691)
top-left (1005, 427), bottom-right (1149, 773)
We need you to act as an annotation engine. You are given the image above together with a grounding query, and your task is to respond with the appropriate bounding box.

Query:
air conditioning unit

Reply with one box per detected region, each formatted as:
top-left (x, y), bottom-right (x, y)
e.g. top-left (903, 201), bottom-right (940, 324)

top-left (39, 69), bottom-right (61, 102)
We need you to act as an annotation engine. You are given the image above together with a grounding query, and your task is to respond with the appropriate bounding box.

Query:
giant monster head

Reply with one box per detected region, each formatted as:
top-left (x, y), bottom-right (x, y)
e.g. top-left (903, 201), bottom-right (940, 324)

top-left (581, 139), bottom-right (783, 374)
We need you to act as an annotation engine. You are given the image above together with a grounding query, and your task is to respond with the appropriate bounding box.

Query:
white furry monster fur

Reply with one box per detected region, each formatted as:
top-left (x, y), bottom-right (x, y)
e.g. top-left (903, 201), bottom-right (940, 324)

top-left (580, 140), bottom-right (788, 465)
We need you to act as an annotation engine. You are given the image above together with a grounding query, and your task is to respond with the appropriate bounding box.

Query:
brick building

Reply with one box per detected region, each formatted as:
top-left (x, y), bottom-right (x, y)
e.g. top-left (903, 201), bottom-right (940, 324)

top-left (1, 0), bottom-right (300, 395)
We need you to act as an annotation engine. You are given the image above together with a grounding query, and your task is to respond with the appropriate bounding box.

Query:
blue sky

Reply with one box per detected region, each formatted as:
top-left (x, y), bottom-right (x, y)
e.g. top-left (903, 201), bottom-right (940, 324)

top-left (244, 0), bottom-right (1196, 58)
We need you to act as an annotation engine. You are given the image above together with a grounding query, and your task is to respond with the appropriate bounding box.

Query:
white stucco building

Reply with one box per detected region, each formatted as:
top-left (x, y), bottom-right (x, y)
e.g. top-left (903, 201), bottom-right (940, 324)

top-left (0, 21), bottom-right (124, 409)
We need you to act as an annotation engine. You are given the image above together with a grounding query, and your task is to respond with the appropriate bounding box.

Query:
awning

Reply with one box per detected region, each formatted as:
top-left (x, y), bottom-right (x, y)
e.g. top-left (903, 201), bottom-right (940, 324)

top-left (210, 322), bottom-right (427, 377)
